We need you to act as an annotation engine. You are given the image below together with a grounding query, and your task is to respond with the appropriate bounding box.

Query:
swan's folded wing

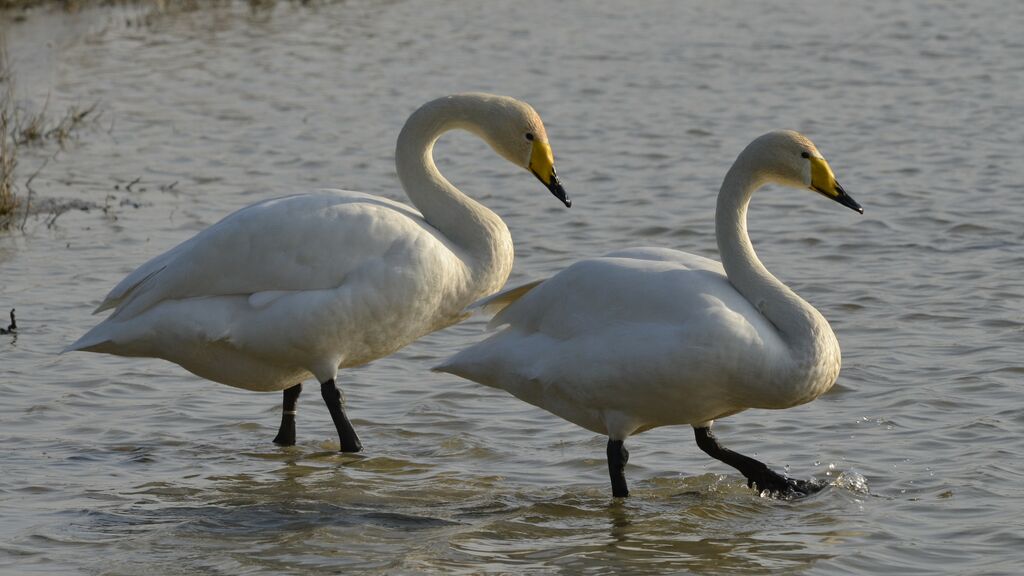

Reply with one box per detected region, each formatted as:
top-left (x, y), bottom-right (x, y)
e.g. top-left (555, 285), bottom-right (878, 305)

top-left (93, 229), bottom-right (207, 314)
top-left (604, 246), bottom-right (724, 273)
top-left (94, 262), bottom-right (168, 315)
top-left (483, 254), bottom-right (745, 341)
top-left (103, 191), bottom-right (452, 320)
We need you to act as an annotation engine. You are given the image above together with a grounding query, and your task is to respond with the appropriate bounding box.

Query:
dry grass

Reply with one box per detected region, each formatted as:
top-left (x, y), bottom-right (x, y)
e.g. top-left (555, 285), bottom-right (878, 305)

top-left (0, 112), bottom-right (16, 218)
top-left (0, 0), bottom-right (84, 11)
top-left (13, 96), bottom-right (98, 148)
top-left (1, 0), bottom-right (316, 228)
top-left (0, 45), bottom-right (99, 228)
top-left (14, 96), bottom-right (47, 145)
top-left (0, 58), bottom-right (15, 218)
top-left (42, 102), bottom-right (98, 146)
top-left (0, 0), bottom-right (303, 11)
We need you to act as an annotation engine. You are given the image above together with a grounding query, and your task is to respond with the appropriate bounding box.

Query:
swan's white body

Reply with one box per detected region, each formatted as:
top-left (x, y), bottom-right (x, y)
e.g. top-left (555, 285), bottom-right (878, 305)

top-left (70, 191), bottom-right (483, 390)
top-left (68, 93), bottom-right (568, 394)
top-left (438, 131), bottom-right (860, 443)
top-left (442, 246), bottom-right (838, 439)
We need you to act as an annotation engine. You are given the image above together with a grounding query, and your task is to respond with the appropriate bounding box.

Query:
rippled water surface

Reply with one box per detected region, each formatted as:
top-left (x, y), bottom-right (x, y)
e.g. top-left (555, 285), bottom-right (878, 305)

top-left (2, 1), bottom-right (1023, 573)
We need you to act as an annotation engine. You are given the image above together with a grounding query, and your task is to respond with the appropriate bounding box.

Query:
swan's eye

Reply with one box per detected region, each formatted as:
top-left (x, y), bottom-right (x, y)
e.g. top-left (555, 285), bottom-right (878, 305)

top-left (801, 151), bottom-right (810, 159)
top-left (525, 133), bottom-right (535, 141)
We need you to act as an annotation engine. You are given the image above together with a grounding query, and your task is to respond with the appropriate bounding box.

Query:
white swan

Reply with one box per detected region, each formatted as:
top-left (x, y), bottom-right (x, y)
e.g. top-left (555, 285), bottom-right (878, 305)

top-left (67, 93), bottom-right (570, 452)
top-left (437, 131), bottom-right (861, 497)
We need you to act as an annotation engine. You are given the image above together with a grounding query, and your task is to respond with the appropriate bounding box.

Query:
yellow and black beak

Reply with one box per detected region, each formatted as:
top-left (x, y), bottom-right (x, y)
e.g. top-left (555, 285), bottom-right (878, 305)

top-left (529, 140), bottom-right (570, 207)
top-left (809, 155), bottom-right (862, 214)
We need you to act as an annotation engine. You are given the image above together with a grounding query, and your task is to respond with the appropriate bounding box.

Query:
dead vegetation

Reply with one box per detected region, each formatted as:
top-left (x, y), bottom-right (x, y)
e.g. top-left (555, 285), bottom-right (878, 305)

top-left (0, 116), bottom-right (15, 218)
top-left (0, 56), bottom-right (16, 219)
top-left (1, 0), bottom-right (324, 229)
top-left (0, 0), bottom-right (321, 13)
top-left (1, 43), bottom-right (101, 230)
top-left (13, 96), bottom-right (99, 148)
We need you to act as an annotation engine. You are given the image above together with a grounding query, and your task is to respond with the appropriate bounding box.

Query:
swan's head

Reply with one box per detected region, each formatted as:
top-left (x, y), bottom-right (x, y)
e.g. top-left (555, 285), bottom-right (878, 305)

top-left (755, 130), bottom-right (862, 214)
top-left (469, 94), bottom-right (570, 208)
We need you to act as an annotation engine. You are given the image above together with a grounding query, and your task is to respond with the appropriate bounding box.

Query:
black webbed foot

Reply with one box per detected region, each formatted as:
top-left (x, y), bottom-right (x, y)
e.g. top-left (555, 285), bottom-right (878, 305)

top-left (693, 426), bottom-right (825, 500)
top-left (745, 466), bottom-right (826, 499)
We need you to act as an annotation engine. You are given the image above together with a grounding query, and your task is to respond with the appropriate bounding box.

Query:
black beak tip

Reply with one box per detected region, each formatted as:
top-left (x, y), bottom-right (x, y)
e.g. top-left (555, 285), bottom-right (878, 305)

top-left (835, 182), bottom-right (863, 214)
top-left (553, 185), bottom-right (571, 208)
top-left (818, 181), bottom-right (863, 214)
top-left (537, 171), bottom-right (570, 208)
top-left (838, 194), bottom-right (863, 214)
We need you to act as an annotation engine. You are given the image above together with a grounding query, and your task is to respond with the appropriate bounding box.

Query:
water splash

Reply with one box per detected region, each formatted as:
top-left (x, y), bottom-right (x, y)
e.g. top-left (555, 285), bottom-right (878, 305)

top-left (832, 471), bottom-right (870, 494)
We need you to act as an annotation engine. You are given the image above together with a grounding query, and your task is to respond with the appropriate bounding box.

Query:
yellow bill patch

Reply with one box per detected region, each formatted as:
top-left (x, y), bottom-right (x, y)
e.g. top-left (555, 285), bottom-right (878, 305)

top-left (529, 140), bottom-right (556, 185)
top-left (809, 155), bottom-right (839, 198)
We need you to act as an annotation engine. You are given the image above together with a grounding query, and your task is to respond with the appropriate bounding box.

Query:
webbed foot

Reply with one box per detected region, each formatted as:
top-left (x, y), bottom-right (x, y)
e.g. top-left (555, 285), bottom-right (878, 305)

top-left (745, 466), bottom-right (826, 498)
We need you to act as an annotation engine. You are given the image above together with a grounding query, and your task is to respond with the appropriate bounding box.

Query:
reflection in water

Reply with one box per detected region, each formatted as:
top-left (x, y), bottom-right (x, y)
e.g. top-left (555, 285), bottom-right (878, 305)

top-left (48, 448), bottom-right (850, 573)
top-left (441, 478), bottom-right (840, 573)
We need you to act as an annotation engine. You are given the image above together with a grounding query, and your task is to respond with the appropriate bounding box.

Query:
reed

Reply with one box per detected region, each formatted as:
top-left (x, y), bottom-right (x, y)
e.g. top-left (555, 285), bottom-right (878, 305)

top-left (0, 72), bottom-right (15, 219)
top-left (0, 40), bottom-right (102, 228)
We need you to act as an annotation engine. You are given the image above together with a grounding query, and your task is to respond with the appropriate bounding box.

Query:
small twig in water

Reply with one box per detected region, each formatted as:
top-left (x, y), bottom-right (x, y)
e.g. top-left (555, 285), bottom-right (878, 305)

top-left (46, 206), bottom-right (69, 229)
top-left (0, 309), bottom-right (15, 335)
top-left (21, 153), bottom-right (52, 231)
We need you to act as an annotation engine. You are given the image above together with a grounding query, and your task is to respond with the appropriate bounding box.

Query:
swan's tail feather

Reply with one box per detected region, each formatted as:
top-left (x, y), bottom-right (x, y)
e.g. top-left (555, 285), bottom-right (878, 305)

top-left (63, 327), bottom-right (115, 354)
top-left (473, 280), bottom-right (543, 316)
top-left (432, 354), bottom-right (479, 382)
top-left (469, 279), bottom-right (545, 330)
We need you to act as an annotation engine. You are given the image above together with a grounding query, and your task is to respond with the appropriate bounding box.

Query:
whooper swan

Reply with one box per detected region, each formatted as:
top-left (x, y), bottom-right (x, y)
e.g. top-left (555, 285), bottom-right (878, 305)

top-left (437, 131), bottom-right (860, 497)
top-left (67, 93), bottom-right (570, 453)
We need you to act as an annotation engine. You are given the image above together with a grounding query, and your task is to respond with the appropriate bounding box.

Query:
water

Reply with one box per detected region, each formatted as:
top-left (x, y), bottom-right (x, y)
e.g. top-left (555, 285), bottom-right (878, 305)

top-left (1, 1), bottom-right (1022, 573)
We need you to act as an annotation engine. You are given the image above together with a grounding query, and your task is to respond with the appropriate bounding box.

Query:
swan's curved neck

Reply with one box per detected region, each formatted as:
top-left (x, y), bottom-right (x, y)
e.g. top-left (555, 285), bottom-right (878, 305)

top-left (715, 153), bottom-right (832, 359)
top-left (394, 97), bottom-right (513, 294)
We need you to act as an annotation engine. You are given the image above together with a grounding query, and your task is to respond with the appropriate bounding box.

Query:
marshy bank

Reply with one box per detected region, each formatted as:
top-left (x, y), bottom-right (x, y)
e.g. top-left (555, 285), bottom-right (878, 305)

top-left (0, 0), bottom-right (323, 231)
top-left (0, 69), bottom-right (103, 230)
top-left (0, 1), bottom-right (106, 232)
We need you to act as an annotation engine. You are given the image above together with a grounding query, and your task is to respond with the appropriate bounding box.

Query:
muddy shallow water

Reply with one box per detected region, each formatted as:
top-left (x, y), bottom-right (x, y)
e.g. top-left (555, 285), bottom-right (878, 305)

top-left (2, 1), bottom-right (1023, 574)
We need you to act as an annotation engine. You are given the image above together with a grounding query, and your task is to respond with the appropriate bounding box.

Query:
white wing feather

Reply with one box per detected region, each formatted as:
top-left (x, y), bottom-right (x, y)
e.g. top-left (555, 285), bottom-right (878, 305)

top-left (99, 191), bottom-right (452, 320)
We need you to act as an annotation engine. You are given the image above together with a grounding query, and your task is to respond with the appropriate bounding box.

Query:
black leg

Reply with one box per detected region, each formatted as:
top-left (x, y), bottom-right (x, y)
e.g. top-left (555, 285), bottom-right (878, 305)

top-left (693, 426), bottom-right (822, 497)
top-left (321, 379), bottom-right (362, 453)
top-left (607, 438), bottom-right (630, 497)
top-left (272, 383), bottom-right (302, 446)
